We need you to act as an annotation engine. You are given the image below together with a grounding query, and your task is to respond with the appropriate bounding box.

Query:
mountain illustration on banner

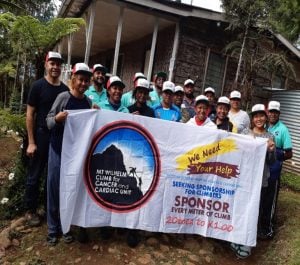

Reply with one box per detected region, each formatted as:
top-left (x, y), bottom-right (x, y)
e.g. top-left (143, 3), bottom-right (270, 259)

top-left (90, 144), bottom-right (143, 205)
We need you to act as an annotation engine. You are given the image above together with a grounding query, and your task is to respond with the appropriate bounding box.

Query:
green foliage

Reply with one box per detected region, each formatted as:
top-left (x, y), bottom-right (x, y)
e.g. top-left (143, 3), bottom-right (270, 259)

top-left (221, 0), bottom-right (271, 30)
top-left (0, 61), bottom-right (16, 77)
top-left (261, 191), bottom-right (300, 265)
top-left (0, 110), bottom-right (28, 218)
top-left (0, 0), bottom-right (57, 22)
top-left (222, 0), bottom-right (300, 43)
top-left (0, 149), bottom-right (28, 219)
top-left (0, 108), bottom-right (26, 136)
top-left (281, 172), bottom-right (300, 192)
top-left (269, 0), bottom-right (300, 43)
top-left (9, 88), bottom-right (21, 113)
top-left (0, 12), bottom-right (85, 107)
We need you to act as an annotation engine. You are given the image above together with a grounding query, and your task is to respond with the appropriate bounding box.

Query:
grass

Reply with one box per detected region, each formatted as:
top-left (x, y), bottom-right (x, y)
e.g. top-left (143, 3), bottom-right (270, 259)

top-left (281, 172), bottom-right (300, 192)
top-left (260, 190), bottom-right (300, 265)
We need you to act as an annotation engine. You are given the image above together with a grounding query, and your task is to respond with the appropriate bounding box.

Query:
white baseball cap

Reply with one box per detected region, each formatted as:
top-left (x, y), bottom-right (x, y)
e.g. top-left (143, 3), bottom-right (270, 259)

top-left (204, 87), bottom-right (215, 94)
top-left (72, 63), bottom-right (92, 76)
top-left (162, 81), bottom-right (175, 93)
top-left (92, 64), bottom-right (107, 73)
top-left (251, 104), bottom-right (266, 115)
top-left (217, 96), bottom-right (230, 105)
top-left (135, 78), bottom-right (150, 90)
top-left (184, 79), bottom-right (194, 86)
top-left (174, 85), bottom-right (184, 93)
top-left (268, 101), bottom-right (280, 112)
top-left (133, 72), bottom-right (146, 82)
top-left (195, 95), bottom-right (209, 105)
top-left (230, 90), bottom-right (241, 99)
top-left (45, 51), bottom-right (63, 62)
top-left (107, 76), bottom-right (125, 89)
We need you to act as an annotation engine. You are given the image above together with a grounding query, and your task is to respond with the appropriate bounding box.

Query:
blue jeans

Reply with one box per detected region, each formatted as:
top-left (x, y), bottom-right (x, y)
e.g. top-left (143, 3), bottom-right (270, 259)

top-left (24, 127), bottom-right (50, 212)
top-left (47, 144), bottom-right (62, 234)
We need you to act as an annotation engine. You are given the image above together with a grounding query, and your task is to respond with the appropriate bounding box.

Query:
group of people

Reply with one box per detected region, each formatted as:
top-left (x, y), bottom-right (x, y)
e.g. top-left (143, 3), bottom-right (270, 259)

top-left (24, 51), bottom-right (293, 258)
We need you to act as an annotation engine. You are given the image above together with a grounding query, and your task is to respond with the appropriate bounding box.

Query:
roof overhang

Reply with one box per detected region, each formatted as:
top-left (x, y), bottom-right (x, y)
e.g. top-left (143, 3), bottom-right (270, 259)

top-left (58, 0), bottom-right (299, 61)
top-left (58, 0), bottom-right (178, 58)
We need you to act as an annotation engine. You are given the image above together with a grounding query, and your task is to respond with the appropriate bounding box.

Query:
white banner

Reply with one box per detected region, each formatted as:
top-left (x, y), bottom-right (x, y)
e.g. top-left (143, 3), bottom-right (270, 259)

top-left (60, 109), bottom-right (267, 246)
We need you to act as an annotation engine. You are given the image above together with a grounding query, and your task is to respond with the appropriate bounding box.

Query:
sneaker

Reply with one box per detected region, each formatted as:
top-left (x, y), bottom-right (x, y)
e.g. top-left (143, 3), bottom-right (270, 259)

top-left (77, 228), bottom-right (89, 244)
top-left (47, 233), bottom-right (58, 246)
top-left (62, 232), bottom-right (74, 244)
top-left (230, 243), bottom-right (251, 259)
top-left (127, 230), bottom-right (140, 248)
top-left (26, 212), bottom-right (41, 227)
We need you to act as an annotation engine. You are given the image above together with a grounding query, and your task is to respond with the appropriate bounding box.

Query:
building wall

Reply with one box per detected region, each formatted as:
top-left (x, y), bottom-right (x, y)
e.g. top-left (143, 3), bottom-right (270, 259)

top-left (173, 17), bottom-right (300, 101)
top-left (89, 16), bottom-right (299, 100)
top-left (90, 26), bottom-right (175, 92)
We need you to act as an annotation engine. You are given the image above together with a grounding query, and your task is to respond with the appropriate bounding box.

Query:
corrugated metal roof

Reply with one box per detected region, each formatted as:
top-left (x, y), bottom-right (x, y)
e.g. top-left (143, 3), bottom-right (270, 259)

top-left (272, 90), bottom-right (300, 175)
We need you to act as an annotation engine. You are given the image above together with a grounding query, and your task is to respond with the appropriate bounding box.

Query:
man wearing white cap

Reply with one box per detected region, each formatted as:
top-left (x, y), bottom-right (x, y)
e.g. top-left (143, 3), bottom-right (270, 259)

top-left (121, 72), bottom-right (147, 107)
top-left (46, 63), bottom-right (93, 245)
top-left (153, 81), bottom-right (181, 121)
top-left (99, 76), bottom-right (128, 113)
top-left (182, 79), bottom-right (196, 120)
top-left (212, 96), bottom-right (237, 132)
top-left (173, 85), bottom-right (190, 123)
top-left (265, 100), bottom-right (293, 239)
top-left (149, 71), bottom-right (168, 107)
top-left (186, 95), bottom-right (217, 129)
top-left (204, 87), bottom-right (216, 120)
top-left (228, 90), bottom-right (250, 133)
top-left (128, 78), bottom-right (154, 117)
top-left (24, 51), bottom-right (68, 227)
top-left (85, 64), bottom-right (107, 107)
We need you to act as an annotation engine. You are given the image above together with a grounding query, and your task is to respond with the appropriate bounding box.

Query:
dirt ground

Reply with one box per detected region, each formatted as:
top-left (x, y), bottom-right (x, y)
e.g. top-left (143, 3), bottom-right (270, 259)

top-left (0, 135), bottom-right (20, 183)
top-left (0, 136), bottom-right (299, 265)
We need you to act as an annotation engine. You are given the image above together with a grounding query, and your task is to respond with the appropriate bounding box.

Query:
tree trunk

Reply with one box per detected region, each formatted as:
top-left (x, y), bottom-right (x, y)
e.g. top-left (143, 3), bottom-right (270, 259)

top-left (13, 51), bottom-right (20, 96)
top-left (19, 53), bottom-right (26, 113)
top-left (35, 53), bottom-right (45, 80)
top-left (4, 76), bottom-right (7, 108)
top-left (234, 14), bottom-right (250, 90)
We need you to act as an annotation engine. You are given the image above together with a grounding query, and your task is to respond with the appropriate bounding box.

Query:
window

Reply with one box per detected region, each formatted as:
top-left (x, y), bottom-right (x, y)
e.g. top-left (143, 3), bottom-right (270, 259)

top-left (204, 52), bottom-right (226, 96)
top-left (272, 75), bottom-right (285, 89)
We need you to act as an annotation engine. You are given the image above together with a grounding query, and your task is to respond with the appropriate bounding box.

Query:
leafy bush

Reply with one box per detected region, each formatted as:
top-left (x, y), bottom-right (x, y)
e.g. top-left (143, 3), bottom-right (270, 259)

top-left (0, 109), bottom-right (45, 219)
top-left (0, 151), bottom-right (27, 218)
top-left (0, 108), bottom-right (26, 137)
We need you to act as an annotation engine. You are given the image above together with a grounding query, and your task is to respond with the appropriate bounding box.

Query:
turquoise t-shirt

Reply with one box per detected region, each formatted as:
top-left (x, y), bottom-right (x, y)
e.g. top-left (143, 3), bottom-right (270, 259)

top-left (268, 120), bottom-right (292, 150)
top-left (84, 85), bottom-right (107, 107)
top-left (153, 104), bottom-right (181, 122)
top-left (99, 99), bottom-right (129, 113)
top-left (149, 88), bottom-right (162, 107)
top-left (121, 91), bottom-right (135, 107)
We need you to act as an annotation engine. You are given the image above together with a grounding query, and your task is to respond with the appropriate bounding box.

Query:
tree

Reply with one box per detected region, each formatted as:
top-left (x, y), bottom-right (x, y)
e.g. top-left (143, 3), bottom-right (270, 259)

top-left (0, 12), bottom-right (85, 108)
top-left (221, 0), bottom-right (297, 108)
top-left (269, 0), bottom-right (300, 44)
top-left (221, 0), bottom-right (271, 89)
top-left (0, 0), bottom-right (57, 21)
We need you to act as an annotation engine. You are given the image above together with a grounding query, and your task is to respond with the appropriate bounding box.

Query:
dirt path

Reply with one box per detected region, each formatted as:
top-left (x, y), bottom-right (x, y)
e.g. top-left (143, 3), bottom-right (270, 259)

top-left (0, 136), bottom-right (299, 265)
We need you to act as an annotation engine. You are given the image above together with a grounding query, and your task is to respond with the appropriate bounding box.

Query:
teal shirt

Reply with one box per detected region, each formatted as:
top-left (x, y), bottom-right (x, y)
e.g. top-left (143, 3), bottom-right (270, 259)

top-left (122, 90), bottom-right (153, 108)
top-left (99, 99), bottom-right (129, 113)
top-left (153, 103), bottom-right (181, 122)
top-left (121, 91), bottom-right (135, 107)
top-left (149, 88), bottom-right (162, 107)
top-left (84, 85), bottom-right (107, 107)
top-left (268, 120), bottom-right (292, 150)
